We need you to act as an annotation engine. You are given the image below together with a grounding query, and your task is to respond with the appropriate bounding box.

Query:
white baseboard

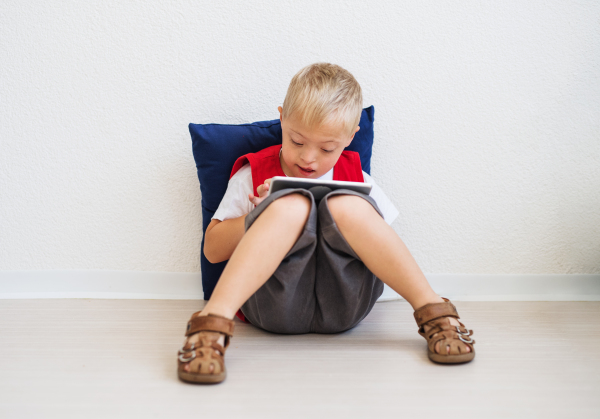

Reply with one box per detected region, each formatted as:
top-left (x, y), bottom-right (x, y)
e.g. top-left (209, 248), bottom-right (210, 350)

top-left (0, 270), bottom-right (598, 301)
top-left (0, 270), bottom-right (203, 300)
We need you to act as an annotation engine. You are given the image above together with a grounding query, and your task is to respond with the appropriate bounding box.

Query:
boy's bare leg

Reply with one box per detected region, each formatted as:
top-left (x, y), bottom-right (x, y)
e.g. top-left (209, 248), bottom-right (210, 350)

top-left (327, 195), bottom-right (470, 355)
top-left (182, 193), bottom-right (311, 372)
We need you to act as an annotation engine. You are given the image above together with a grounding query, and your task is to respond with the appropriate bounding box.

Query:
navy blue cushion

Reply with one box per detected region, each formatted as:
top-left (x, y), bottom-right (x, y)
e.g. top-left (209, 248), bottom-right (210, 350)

top-left (189, 106), bottom-right (375, 299)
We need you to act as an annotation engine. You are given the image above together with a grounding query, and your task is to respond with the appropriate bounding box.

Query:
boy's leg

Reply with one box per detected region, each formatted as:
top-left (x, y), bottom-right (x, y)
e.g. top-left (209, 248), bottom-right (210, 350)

top-left (325, 194), bottom-right (471, 355)
top-left (182, 193), bottom-right (312, 373)
top-left (202, 191), bottom-right (312, 318)
top-left (181, 191), bottom-right (313, 373)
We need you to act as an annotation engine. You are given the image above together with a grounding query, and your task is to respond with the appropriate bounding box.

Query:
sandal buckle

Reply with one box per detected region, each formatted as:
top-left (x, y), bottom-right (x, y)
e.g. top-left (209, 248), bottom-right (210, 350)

top-left (178, 351), bottom-right (197, 363)
top-left (458, 335), bottom-right (474, 344)
top-left (178, 342), bottom-right (195, 355)
top-left (456, 326), bottom-right (471, 335)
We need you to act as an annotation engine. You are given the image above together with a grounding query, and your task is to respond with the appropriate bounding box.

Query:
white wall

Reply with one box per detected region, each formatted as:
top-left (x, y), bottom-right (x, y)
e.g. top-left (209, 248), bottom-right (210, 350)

top-left (1, 1), bottom-right (599, 276)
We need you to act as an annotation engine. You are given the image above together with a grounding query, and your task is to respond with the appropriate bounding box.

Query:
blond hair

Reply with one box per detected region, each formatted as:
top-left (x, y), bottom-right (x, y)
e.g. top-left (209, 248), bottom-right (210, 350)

top-left (282, 63), bottom-right (363, 136)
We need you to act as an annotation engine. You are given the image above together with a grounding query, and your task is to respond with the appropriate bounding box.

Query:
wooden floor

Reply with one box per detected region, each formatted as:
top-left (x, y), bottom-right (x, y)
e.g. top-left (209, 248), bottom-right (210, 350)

top-left (0, 299), bottom-right (599, 418)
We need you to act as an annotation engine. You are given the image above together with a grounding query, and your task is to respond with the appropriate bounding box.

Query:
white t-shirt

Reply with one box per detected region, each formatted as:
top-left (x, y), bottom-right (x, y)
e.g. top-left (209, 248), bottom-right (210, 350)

top-left (213, 163), bottom-right (399, 225)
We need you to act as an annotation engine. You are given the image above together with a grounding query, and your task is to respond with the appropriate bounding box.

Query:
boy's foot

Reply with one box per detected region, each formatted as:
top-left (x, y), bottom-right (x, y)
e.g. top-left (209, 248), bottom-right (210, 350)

top-left (180, 326), bottom-right (227, 374)
top-left (423, 315), bottom-right (471, 355)
top-left (414, 297), bottom-right (475, 363)
top-left (177, 312), bottom-right (234, 383)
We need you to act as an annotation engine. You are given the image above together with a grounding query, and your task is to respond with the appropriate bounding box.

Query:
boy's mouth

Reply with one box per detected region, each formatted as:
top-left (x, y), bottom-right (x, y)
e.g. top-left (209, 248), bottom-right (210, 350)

top-left (297, 165), bottom-right (315, 176)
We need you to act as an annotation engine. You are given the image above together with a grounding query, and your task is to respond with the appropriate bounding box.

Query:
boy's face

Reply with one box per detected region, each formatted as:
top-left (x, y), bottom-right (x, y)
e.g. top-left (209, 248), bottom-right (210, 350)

top-left (278, 106), bottom-right (359, 179)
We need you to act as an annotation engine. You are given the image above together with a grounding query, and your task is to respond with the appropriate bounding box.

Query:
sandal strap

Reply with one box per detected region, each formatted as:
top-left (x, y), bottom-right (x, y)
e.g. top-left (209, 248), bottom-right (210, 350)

top-left (185, 313), bottom-right (235, 337)
top-left (413, 298), bottom-right (459, 328)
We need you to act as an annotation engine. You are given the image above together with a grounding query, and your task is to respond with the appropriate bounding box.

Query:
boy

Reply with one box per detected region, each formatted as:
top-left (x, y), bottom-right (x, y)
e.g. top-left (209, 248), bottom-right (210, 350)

top-left (177, 63), bottom-right (475, 384)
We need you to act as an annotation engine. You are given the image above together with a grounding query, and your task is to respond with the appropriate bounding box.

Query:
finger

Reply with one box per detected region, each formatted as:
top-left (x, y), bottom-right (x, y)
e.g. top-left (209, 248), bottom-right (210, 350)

top-left (258, 185), bottom-right (269, 197)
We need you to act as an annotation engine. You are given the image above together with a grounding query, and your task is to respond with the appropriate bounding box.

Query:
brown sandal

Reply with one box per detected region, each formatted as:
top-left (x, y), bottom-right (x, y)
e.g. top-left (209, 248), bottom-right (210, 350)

top-left (177, 312), bottom-right (235, 384)
top-left (413, 298), bottom-right (476, 364)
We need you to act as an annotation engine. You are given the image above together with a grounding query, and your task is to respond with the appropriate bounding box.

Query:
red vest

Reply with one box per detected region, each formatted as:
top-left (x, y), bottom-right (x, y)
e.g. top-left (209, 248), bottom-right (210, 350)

top-left (229, 144), bottom-right (364, 324)
top-left (230, 144), bottom-right (364, 192)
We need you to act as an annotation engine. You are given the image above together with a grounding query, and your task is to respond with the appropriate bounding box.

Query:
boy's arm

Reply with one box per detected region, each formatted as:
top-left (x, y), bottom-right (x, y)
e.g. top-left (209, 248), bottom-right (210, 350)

top-left (204, 178), bottom-right (271, 264)
top-left (203, 215), bottom-right (247, 264)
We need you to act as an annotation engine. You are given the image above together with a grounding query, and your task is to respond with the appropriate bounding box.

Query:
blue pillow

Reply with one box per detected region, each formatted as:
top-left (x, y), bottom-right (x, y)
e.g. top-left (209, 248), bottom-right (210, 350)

top-left (189, 106), bottom-right (375, 299)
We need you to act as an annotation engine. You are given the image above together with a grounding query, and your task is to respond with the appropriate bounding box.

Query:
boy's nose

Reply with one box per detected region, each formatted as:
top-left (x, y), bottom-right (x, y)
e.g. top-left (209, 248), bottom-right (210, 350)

top-left (301, 150), bottom-right (316, 164)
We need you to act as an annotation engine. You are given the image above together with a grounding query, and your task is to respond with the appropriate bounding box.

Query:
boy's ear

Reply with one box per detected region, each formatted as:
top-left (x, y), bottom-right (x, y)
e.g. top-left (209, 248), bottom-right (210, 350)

top-left (278, 106), bottom-right (283, 123)
top-left (345, 125), bottom-right (360, 147)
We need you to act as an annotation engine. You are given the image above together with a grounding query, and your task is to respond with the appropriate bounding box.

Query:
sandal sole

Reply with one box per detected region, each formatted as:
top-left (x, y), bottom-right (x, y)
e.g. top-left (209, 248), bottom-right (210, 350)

top-left (428, 350), bottom-right (475, 364)
top-left (178, 369), bottom-right (227, 384)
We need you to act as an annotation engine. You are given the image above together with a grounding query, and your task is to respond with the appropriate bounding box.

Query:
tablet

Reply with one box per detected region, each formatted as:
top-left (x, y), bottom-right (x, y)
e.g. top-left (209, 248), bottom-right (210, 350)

top-left (268, 176), bottom-right (372, 200)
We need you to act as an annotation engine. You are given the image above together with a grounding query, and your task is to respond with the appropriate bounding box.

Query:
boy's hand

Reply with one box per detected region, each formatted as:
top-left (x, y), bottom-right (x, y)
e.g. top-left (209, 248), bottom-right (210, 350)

top-left (248, 178), bottom-right (272, 207)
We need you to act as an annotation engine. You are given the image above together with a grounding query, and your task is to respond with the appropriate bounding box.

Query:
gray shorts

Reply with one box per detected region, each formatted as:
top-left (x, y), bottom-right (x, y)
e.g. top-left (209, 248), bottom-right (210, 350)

top-left (240, 188), bottom-right (384, 334)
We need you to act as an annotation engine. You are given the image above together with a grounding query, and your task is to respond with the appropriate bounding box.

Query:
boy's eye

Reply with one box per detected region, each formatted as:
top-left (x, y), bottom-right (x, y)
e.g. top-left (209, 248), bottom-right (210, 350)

top-left (291, 140), bottom-right (302, 146)
top-left (322, 149), bottom-right (334, 153)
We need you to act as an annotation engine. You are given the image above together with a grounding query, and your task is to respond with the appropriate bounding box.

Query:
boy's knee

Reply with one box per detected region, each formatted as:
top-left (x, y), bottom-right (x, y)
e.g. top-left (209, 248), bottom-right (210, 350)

top-left (327, 195), bottom-right (374, 225)
top-left (268, 192), bottom-right (312, 219)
